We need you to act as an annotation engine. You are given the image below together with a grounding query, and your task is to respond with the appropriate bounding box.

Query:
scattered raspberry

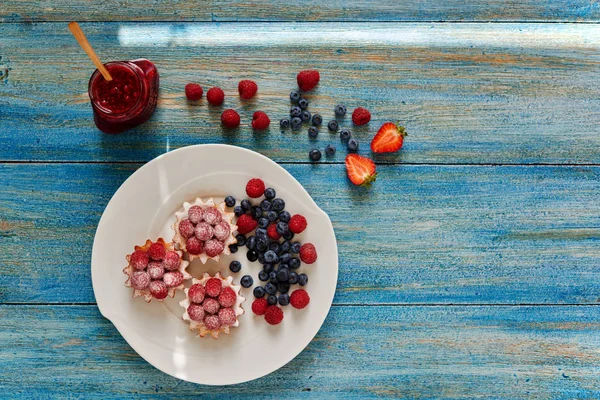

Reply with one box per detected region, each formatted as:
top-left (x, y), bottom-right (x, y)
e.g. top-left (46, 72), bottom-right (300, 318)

top-left (162, 251), bottom-right (180, 271)
top-left (187, 303), bottom-right (205, 322)
top-left (252, 298), bottom-right (268, 315)
top-left (130, 250), bottom-right (149, 270)
top-left (163, 271), bottom-right (184, 287)
top-left (251, 111), bottom-right (270, 130)
top-left (188, 205), bottom-right (204, 224)
top-left (238, 80), bottom-right (258, 99)
top-left (204, 207), bottom-right (222, 225)
top-left (205, 277), bottom-right (223, 298)
top-left (264, 305), bottom-right (284, 325)
top-left (297, 70), bottom-right (320, 92)
top-left (218, 287), bottom-right (237, 308)
top-left (147, 262), bottom-right (165, 280)
top-left (206, 87), bottom-right (224, 106)
top-left (147, 242), bottom-right (166, 261)
top-left (299, 243), bottom-right (317, 264)
top-left (204, 314), bottom-right (221, 330)
top-left (290, 289), bottom-right (310, 309)
top-left (221, 109), bottom-right (241, 129)
top-left (186, 237), bottom-right (203, 255)
top-left (289, 214), bottom-right (307, 234)
top-left (246, 178), bottom-right (265, 198)
top-left (203, 298), bottom-right (221, 314)
top-left (178, 219), bottom-right (195, 239)
top-left (267, 223), bottom-right (281, 240)
top-left (204, 239), bottom-right (225, 257)
top-left (185, 83), bottom-right (203, 101)
top-left (218, 307), bottom-right (237, 326)
top-left (188, 284), bottom-right (206, 304)
top-left (236, 214), bottom-right (258, 235)
top-left (213, 221), bottom-right (231, 241)
top-left (149, 280), bottom-right (168, 299)
top-left (131, 271), bottom-right (150, 290)
top-left (194, 222), bottom-right (214, 241)
top-left (352, 107), bottom-right (371, 126)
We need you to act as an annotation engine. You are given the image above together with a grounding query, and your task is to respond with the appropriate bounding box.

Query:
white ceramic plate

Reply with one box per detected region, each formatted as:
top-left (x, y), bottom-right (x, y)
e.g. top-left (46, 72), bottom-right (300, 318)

top-left (91, 144), bottom-right (338, 385)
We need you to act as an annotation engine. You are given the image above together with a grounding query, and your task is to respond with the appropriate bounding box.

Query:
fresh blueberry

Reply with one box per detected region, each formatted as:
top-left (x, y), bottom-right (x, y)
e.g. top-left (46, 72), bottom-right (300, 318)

top-left (268, 271), bottom-right (278, 284)
top-left (229, 244), bottom-right (238, 253)
top-left (258, 270), bottom-right (269, 282)
top-left (269, 242), bottom-right (280, 253)
top-left (246, 250), bottom-right (258, 262)
top-left (278, 293), bottom-right (290, 306)
top-left (283, 230), bottom-right (295, 241)
top-left (229, 260), bottom-right (242, 273)
top-left (258, 217), bottom-right (269, 228)
top-left (241, 199), bottom-right (252, 212)
top-left (277, 282), bottom-right (290, 294)
top-left (280, 118), bottom-right (290, 129)
top-left (289, 258), bottom-right (301, 269)
top-left (236, 234), bottom-right (247, 247)
top-left (234, 206), bottom-right (244, 217)
top-left (264, 250), bottom-right (279, 264)
top-left (267, 210), bottom-right (278, 222)
top-left (264, 188), bottom-right (276, 200)
top-left (288, 271), bottom-right (299, 284)
top-left (279, 211), bottom-right (291, 223)
top-left (290, 106), bottom-right (302, 118)
top-left (256, 240), bottom-right (268, 252)
top-left (291, 117), bottom-right (302, 130)
top-left (260, 199), bottom-right (272, 211)
top-left (309, 149), bottom-right (322, 162)
top-left (253, 286), bottom-right (266, 298)
top-left (328, 120), bottom-right (339, 132)
top-left (267, 295), bottom-right (278, 305)
top-left (224, 196), bottom-right (236, 207)
top-left (291, 242), bottom-right (301, 253)
top-left (257, 252), bottom-right (266, 264)
top-left (348, 138), bottom-right (359, 152)
top-left (312, 114), bottom-right (322, 126)
top-left (241, 275), bottom-right (253, 288)
top-left (308, 126), bottom-right (318, 139)
top-left (246, 236), bottom-right (256, 250)
top-left (325, 144), bottom-right (336, 156)
top-left (272, 198), bottom-right (285, 211)
top-left (290, 90), bottom-right (301, 103)
top-left (276, 268), bottom-right (289, 282)
top-left (263, 263), bottom-right (274, 272)
top-left (276, 222), bottom-right (289, 235)
top-left (298, 273), bottom-right (308, 286)
top-left (265, 282), bottom-right (277, 294)
top-left (298, 98), bottom-right (309, 110)
top-left (334, 104), bottom-right (347, 117)
top-left (280, 241), bottom-right (291, 254)
top-left (255, 228), bottom-right (268, 239)
top-left (280, 252), bottom-right (291, 264)
top-left (278, 262), bottom-right (289, 270)
top-left (251, 206), bottom-right (263, 220)
top-left (301, 110), bottom-right (311, 123)
top-left (340, 129), bottom-right (351, 141)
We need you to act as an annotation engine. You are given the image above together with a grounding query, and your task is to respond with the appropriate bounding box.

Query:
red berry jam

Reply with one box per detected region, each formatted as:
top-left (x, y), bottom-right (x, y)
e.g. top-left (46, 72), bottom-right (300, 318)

top-left (88, 59), bottom-right (159, 134)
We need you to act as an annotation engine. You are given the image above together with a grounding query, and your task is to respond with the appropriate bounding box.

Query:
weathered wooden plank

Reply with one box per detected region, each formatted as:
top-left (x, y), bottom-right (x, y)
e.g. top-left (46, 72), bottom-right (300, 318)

top-left (2, 163), bottom-right (599, 304)
top-left (1, 304), bottom-right (599, 397)
top-left (2, 23), bottom-right (600, 163)
top-left (1, 0), bottom-right (598, 22)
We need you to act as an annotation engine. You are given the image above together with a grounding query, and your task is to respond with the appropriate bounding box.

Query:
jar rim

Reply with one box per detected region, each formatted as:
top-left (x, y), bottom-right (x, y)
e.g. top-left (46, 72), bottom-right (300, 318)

top-left (88, 61), bottom-right (145, 116)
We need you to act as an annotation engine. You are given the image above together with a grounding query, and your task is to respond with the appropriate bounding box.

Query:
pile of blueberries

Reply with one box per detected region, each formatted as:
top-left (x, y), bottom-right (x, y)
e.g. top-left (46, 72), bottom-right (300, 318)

top-left (279, 91), bottom-right (359, 162)
top-left (224, 191), bottom-right (308, 307)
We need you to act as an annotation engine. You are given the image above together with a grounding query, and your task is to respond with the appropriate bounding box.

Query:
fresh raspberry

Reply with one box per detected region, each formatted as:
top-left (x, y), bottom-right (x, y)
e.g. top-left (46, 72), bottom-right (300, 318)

top-left (246, 178), bottom-right (265, 198)
top-left (236, 214), bottom-right (258, 235)
top-left (299, 243), bottom-right (317, 264)
top-left (290, 289), bottom-right (310, 309)
top-left (204, 314), bottom-right (221, 330)
top-left (206, 87), bottom-right (224, 106)
top-left (178, 219), bottom-right (195, 239)
top-left (238, 80), bottom-right (258, 99)
top-left (251, 111), bottom-right (270, 130)
top-left (147, 242), bottom-right (166, 261)
top-left (252, 298), bottom-right (268, 315)
top-left (203, 298), bottom-right (220, 314)
top-left (289, 214), bottom-right (307, 234)
top-left (149, 280), bottom-right (168, 299)
top-left (131, 271), bottom-right (150, 290)
top-left (187, 303), bottom-right (205, 322)
top-left (204, 207), bottom-right (222, 225)
top-left (296, 70), bottom-right (320, 92)
top-left (205, 277), bottom-right (223, 297)
top-left (218, 307), bottom-right (237, 326)
top-left (267, 223), bottom-right (281, 240)
top-left (188, 205), bottom-right (204, 224)
top-left (162, 251), bottom-right (180, 271)
top-left (130, 250), bottom-right (149, 270)
top-left (147, 262), bottom-right (165, 280)
top-left (188, 284), bottom-right (206, 304)
top-left (352, 107), bottom-right (371, 126)
top-left (194, 222), bottom-right (214, 241)
top-left (218, 287), bottom-right (237, 308)
top-left (186, 237), bottom-right (203, 255)
top-left (221, 109), bottom-right (241, 129)
top-left (204, 239), bottom-right (225, 257)
top-left (163, 271), bottom-right (184, 287)
top-left (213, 221), bottom-right (231, 241)
top-left (185, 83), bottom-right (203, 101)
top-left (264, 305), bottom-right (284, 325)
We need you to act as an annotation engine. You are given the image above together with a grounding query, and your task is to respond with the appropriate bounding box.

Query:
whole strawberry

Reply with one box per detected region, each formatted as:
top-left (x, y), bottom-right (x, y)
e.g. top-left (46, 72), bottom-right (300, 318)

top-left (345, 154), bottom-right (377, 186)
top-left (297, 70), bottom-right (320, 92)
top-left (252, 111), bottom-right (270, 130)
top-left (371, 122), bottom-right (407, 153)
top-left (238, 80), bottom-right (258, 99)
top-left (352, 107), bottom-right (371, 126)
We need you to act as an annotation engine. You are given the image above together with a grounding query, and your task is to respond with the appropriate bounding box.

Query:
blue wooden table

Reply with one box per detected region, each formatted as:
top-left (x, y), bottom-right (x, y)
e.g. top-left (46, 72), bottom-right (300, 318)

top-left (2, 1), bottom-right (600, 398)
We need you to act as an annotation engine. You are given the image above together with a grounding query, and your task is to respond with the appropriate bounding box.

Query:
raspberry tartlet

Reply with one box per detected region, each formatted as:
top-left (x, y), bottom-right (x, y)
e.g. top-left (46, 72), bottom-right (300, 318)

top-left (172, 198), bottom-right (238, 263)
top-left (180, 272), bottom-right (245, 339)
top-left (123, 238), bottom-right (191, 302)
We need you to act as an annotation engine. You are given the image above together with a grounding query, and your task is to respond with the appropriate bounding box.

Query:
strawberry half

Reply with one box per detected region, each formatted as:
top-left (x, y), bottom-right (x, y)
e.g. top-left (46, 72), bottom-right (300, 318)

top-left (345, 154), bottom-right (377, 186)
top-left (370, 122), bottom-right (407, 153)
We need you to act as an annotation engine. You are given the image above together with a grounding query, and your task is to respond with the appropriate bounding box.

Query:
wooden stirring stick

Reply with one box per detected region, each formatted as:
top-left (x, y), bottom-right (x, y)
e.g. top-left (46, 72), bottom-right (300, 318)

top-left (68, 22), bottom-right (112, 81)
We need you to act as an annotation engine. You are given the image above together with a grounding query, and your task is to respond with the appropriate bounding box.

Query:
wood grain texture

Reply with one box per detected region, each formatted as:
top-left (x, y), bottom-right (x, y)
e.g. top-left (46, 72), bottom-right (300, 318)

top-left (2, 23), bottom-right (600, 163)
top-left (1, 0), bottom-right (599, 22)
top-left (1, 304), bottom-right (600, 398)
top-left (2, 163), bottom-right (599, 304)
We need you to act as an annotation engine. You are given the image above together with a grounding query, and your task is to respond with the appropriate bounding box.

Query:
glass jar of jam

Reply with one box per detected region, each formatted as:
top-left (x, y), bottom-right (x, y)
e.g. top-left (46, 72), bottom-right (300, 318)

top-left (88, 59), bottom-right (159, 134)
